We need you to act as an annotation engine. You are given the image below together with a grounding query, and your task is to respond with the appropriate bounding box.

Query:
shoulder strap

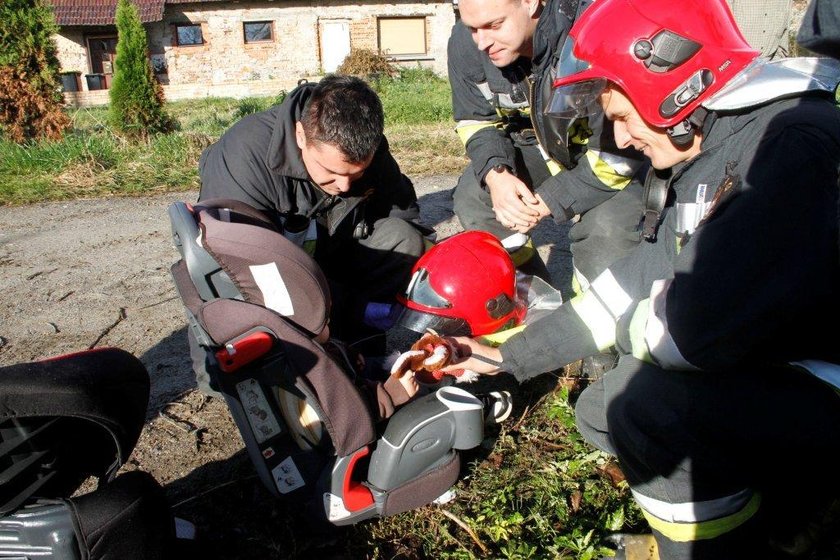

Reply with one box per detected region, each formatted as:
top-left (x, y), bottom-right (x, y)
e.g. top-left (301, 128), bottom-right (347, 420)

top-left (641, 167), bottom-right (672, 242)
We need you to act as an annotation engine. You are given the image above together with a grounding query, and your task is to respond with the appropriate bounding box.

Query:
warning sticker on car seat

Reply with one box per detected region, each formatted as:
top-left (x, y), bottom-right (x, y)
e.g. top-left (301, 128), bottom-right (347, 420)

top-left (272, 456), bottom-right (305, 494)
top-left (236, 378), bottom-right (282, 444)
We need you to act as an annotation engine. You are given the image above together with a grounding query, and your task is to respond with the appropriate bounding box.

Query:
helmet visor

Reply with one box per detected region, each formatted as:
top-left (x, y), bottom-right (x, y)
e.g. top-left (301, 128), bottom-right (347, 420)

top-left (395, 307), bottom-right (472, 337)
top-left (547, 36), bottom-right (607, 119)
top-left (547, 78), bottom-right (608, 118)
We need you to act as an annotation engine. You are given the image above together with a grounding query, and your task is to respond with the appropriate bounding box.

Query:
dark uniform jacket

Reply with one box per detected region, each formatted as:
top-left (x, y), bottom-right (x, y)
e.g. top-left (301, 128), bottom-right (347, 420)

top-left (501, 94), bottom-right (840, 380)
top-left (198, 82), bottom-right (420, 245)
top-left (447, 0), bottom-right (642, 220)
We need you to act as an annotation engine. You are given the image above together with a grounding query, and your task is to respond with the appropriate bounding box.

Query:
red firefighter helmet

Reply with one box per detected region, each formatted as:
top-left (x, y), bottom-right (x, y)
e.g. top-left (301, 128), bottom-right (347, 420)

top-left (397, 231), bottom-right (526, 337)
top-left (548, 0), bottom-right (759, 128)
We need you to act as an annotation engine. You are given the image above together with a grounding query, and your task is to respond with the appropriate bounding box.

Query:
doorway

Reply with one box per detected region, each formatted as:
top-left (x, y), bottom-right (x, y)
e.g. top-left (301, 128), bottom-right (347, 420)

top-left (87, 36), bottom-right (118, 89)
top-left (320, 21), bottom-right (350, 73)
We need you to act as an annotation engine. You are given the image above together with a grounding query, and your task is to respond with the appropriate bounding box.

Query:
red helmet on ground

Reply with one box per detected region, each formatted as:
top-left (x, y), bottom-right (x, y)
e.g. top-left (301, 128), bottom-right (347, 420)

top-left (397, 231), bottom-right (526, 337)
top-left (548, 0), bottom-right (759, 128)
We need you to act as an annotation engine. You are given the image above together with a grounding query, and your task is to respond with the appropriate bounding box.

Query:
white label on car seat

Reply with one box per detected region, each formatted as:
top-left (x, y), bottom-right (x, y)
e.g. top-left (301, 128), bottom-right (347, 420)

top-left (273, 456), bottom-right (306, 494)
top-left (236, 378), bottom-right (282, 444)
top-left (249, 262), bottom-right (294, 316)
top-left (324, 492), bottom-right (352, 521)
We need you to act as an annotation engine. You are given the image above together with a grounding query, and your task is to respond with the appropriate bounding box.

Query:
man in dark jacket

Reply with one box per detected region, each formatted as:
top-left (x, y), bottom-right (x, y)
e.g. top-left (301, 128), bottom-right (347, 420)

top-left (197, 75), bottom-right (424, 383)
top-left (442, 0), bottom-right (840, 556)
top-left (448, 0), bottom-right (646, 291)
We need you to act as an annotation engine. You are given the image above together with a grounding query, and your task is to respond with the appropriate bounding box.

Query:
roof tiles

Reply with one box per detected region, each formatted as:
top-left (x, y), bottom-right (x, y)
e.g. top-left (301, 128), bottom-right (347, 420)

top-left (49, 0), bottom-right (166, 26)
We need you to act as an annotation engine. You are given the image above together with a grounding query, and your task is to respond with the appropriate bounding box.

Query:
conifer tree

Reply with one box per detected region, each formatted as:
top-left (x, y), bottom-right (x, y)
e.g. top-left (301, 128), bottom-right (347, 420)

top-left (0, 0), bottom-right (70, 143)
top-left (109, 0), bottom-right (174, 137)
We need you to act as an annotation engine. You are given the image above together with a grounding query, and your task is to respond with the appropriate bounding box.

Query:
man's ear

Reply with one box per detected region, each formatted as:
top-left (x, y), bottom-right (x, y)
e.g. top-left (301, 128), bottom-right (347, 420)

top-left (524, 0), bottom-right (542, 18)
top-left (295, 121), bottom-right (306, 150)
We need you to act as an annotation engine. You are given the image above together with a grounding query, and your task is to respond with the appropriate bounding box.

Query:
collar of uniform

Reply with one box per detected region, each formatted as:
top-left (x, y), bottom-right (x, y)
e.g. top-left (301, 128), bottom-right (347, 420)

top-left (531, 0), bottom-right (573, 71)
top-left (266, 83), bottom-right (312, 181)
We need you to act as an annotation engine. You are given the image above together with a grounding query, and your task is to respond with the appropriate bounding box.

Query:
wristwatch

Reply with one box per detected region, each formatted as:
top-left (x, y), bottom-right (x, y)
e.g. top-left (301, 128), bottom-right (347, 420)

top-left (491, 163), bottom-right (513, 176)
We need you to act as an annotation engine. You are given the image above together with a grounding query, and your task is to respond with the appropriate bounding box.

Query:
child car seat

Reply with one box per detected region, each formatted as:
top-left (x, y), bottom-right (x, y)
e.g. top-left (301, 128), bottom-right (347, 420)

top-left (0, 348), bottom-right (179, 559)
top-left (167, 199), bottom-right (487, 525)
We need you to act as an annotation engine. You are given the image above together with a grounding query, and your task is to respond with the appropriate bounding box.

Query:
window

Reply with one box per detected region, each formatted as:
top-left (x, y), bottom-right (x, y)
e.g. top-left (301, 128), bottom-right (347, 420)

top-left (244, 21), bottom-right (273, 43)
top-left (378, 17), bottom-right (427, 56)
top-left (175, 24), bottom-right (203, 46)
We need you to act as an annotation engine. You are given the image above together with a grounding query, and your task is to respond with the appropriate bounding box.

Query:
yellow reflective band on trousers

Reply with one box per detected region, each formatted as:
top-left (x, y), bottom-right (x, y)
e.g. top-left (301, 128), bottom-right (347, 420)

top-left (586, 151), bottom-right (633, 190)
top-left (508, 240), bottom-right (536, 267)
top-left (455, 121), bottom-right (501, 146)
top-left (639, 492), bottom-right (761, 542)
top-left (569, 289), bottom-right (617, 351)
top-left (629, 299), bottom-right (653, 363)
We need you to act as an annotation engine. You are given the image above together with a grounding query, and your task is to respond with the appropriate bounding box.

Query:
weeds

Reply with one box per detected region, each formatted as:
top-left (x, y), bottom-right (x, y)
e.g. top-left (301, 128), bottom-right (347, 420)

top-left (345, 379), bottom-right (643, 559)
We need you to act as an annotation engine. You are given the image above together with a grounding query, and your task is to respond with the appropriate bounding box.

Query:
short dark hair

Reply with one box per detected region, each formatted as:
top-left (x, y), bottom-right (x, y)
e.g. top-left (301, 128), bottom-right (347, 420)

top-left (299, 75), bottom-right (384, 163)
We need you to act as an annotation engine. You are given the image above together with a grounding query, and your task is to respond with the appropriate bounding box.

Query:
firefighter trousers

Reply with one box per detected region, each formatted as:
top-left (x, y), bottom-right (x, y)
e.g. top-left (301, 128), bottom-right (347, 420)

top-left (575, 354), bottom-right (840, 559)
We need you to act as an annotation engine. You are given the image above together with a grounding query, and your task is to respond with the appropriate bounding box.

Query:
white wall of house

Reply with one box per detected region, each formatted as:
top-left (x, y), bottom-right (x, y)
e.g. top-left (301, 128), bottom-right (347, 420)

top-left (55, 0), bottom-right (456, 105)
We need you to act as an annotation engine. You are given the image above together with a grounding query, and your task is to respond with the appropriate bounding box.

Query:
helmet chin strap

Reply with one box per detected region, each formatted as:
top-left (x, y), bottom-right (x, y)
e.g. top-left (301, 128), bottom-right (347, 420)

top-left (666, 107), bottom-right (708, 148)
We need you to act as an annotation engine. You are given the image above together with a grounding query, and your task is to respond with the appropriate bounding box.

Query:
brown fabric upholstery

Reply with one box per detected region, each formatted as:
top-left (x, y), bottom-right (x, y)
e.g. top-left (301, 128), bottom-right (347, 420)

top-left (279, 322), bottom-right (377, 456)
top-left (173, 200), bottom-right (376, 456)
top-left (198, 208), bottom-right (330, 337)
top-left (381, 452), bottom-right (460, 517)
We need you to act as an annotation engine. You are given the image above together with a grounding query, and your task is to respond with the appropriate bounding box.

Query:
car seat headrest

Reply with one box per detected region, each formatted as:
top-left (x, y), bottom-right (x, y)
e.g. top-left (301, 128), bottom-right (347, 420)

top-left (196, 199), bottom-right (330, 338)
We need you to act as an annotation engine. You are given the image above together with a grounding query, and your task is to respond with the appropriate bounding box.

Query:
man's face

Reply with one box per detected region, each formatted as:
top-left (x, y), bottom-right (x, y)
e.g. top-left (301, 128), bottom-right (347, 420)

top-left (458, 0), bottom-right (540, 67)
top-left (295, 122), bottom-right (371, 196)
top-left (601, 87), bottom-right (701, 170)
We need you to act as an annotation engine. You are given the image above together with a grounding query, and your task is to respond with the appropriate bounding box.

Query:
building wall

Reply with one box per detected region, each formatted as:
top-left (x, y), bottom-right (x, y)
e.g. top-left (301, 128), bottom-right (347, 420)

top-left (56, 0), bottom-right (455, 105)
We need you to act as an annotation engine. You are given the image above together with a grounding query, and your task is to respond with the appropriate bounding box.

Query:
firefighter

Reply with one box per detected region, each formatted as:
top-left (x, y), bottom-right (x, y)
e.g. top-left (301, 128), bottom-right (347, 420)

top-left (441, 0), bottom-right (840, 556)
top-left (447, 0), bottom-right (646, 291)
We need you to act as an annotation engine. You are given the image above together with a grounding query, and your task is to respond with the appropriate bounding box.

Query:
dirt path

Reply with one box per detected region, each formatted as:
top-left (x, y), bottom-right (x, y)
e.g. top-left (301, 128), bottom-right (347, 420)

top-left (0, 176), bottom-right (572, 557)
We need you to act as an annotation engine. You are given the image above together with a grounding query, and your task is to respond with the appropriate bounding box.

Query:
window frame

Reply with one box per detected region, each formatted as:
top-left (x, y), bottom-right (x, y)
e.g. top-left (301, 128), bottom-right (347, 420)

top-left (243, 20), bottom-right (275, 44)
top-left (174, 23), bottom-right (204, 47)
top-left (377, 16), bottom-right (428, 58)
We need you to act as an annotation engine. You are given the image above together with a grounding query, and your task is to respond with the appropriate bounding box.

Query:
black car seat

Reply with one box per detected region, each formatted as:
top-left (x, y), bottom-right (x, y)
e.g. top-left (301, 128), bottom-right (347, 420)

top-left (0, 348), bottom-right (181, 559)
top-left (167, 199), bottom-right (487, 525)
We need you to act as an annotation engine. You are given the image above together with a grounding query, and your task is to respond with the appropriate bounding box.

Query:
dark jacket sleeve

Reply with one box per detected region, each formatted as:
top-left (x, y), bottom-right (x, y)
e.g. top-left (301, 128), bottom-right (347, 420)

top-left (448, 22), bottom-right (517, 182)
top-left (536, 115), bottom-right (645, 218)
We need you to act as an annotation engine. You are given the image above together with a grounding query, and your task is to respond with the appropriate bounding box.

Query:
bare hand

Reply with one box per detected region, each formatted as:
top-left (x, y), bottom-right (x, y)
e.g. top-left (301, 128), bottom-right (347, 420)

top-left (528, 193), bottom-right (552, 219)
top-left (439, 336), bottom-right (504, 376)
top-left (486, 170), bottom-right (540, 231)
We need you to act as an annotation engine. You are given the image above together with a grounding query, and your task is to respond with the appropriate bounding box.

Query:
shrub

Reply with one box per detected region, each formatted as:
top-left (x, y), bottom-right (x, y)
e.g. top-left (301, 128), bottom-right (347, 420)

top-left (0, 0), bottom-right (70, 142)
top-left (336, 49), bottom-right (396, 79)
top-left (108, 0), bottom-right (175, 137)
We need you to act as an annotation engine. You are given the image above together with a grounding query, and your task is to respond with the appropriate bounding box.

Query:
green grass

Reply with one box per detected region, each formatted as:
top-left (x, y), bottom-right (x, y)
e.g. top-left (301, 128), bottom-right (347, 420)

top-left (0, 71), bottom-right (456, 205)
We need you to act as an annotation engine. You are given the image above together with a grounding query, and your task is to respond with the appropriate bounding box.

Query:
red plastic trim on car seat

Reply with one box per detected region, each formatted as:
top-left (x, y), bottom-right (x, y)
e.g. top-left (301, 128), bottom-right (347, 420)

top-left (215, 331), bottom-right (274, 372)
top-left (343, 446), bottom-right (375, 511)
